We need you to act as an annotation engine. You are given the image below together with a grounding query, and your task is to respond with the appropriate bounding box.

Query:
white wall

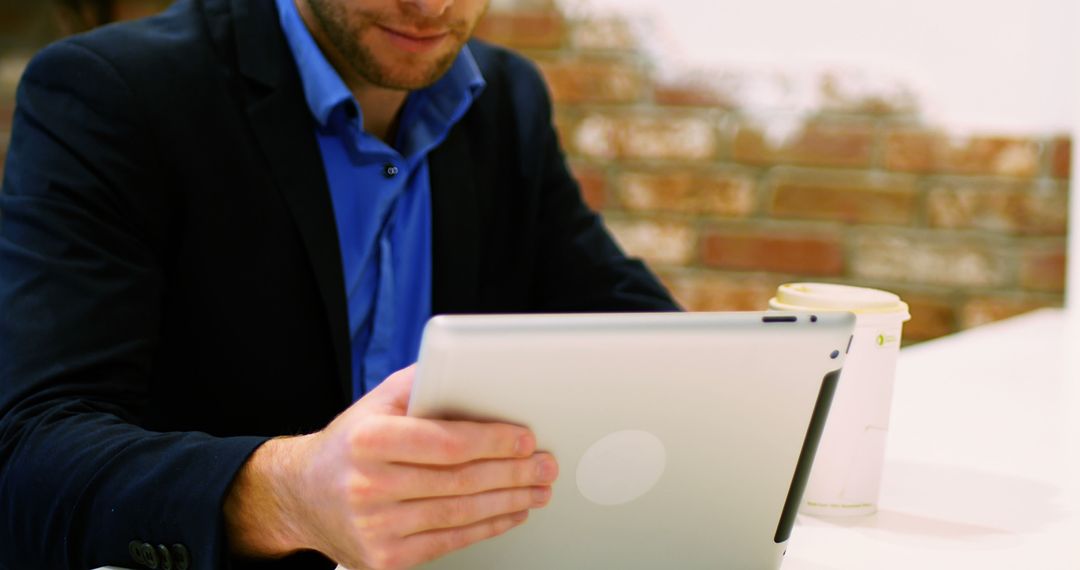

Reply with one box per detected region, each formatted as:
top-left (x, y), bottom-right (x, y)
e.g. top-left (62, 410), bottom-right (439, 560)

top-left (562, 0), bottom-right (1074, 135)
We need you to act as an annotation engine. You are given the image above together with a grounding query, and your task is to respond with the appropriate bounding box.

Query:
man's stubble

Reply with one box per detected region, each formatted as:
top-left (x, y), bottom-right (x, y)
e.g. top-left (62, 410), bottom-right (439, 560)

top-left (303, 0), bottom-right (480, 91)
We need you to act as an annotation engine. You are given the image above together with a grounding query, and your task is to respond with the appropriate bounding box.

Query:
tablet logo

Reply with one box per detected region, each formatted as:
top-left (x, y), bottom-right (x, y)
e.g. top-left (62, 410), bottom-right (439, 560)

top-left (576, 430), bottom-right (667, 506)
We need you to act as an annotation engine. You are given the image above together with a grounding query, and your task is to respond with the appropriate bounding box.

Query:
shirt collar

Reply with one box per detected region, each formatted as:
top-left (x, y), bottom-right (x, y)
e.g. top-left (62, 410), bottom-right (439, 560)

top-left (397, 43), bottom-right (485, 157)
top-left (275, 0), bottom-right (353, 127)
top-left (274, 0), bottom-right (485, 136)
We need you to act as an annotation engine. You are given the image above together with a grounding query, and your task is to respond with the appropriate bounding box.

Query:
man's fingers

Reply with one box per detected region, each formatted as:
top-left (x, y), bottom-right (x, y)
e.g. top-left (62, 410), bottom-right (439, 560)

top-left (392, 510), bottom-right (532, 569)
top-left (384, 453), bottom-right (558, 501)
top-left (386, 486), bottom-right (551, 536)
top-left (351, 415), bottom-right (537, 465)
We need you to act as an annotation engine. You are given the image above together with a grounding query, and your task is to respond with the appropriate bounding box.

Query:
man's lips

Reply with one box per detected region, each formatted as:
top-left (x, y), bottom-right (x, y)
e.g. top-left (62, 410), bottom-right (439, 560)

top-left (377, 25), bottom-right (451, 53)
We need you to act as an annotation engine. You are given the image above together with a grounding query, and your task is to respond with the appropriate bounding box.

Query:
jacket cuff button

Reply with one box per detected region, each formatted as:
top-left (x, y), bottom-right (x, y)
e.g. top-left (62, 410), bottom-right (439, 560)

top-left (128, 540), bottom-right (159, 568)
top-left (140, 542), bottom-right (159, 568)
top-left (171, 543), bottom-right (191, 570)
top-left (156, 544), bottom-right (173, 570)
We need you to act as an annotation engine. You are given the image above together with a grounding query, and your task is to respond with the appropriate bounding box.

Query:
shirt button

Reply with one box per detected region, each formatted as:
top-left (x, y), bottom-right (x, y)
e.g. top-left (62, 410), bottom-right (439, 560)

top-left (383, 163), bottom-right (400, 178)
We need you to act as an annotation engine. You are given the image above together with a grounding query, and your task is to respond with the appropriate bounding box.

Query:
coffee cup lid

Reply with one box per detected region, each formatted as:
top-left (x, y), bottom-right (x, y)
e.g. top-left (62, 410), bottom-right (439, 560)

top-left (769, 283), bottom-right (910, 320)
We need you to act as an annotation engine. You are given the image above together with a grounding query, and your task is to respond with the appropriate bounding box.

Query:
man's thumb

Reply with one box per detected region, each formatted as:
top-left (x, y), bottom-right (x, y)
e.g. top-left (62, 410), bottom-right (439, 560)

top-left (365, 364), bottom-right (416, 415)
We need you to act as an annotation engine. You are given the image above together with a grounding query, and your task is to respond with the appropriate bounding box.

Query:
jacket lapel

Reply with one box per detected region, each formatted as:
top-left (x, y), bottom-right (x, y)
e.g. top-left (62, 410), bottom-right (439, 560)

top-left (429, 123), bottom-right (481, 315)
top-left (219, 0), bottom-right (482, 396)
top-left (226, 0), bottom-right (352, 399)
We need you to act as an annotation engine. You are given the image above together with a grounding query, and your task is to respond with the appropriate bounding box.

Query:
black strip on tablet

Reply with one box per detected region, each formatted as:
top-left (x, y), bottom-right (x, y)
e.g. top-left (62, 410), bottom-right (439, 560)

top-left (762, 316), bottom-right (798, 323)
top-left (774, 369), bottom-right (843, 544)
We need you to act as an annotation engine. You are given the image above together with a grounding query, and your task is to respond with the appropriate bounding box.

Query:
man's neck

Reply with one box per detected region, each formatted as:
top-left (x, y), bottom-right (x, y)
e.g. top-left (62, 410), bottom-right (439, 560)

top-left (353, 87), bottom-right (408, 144)
top-left (294, 0), bottom-right (408, 144)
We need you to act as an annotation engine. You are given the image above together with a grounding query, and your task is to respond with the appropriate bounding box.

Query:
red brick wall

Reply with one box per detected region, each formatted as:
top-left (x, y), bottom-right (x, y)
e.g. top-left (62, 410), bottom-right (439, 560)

top-left (0, 0), bottom-right (1069, 343)
top-left (477, 2), bottom-right (1070, 343)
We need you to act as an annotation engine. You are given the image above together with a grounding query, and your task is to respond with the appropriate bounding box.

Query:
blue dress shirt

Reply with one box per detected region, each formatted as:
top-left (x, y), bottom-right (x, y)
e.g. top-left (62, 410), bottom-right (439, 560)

top-left (275, 0), bottom-right (485, 399)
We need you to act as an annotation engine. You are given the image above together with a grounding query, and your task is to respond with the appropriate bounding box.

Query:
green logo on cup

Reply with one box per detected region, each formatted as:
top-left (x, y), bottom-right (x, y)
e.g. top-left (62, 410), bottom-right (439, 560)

top-left (875, 333), bottom-right (898, 347)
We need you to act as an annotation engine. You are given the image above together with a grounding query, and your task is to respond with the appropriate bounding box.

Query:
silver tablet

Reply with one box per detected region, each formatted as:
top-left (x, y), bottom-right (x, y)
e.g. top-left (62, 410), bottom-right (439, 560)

top-left (408, 311), bottom-right (855, 570)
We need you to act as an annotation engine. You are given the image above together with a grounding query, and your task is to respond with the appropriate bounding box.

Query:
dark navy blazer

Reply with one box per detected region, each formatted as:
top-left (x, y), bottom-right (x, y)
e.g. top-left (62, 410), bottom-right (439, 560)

top-left (0, 0), bottom-right (677, 568)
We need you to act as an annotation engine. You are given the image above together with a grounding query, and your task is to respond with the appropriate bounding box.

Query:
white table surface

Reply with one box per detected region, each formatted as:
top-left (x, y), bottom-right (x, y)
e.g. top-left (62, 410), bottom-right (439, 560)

top-left (784, 308), bottom-right (1080, 569)
top-left (102, 308), bottom-right (1080, 570)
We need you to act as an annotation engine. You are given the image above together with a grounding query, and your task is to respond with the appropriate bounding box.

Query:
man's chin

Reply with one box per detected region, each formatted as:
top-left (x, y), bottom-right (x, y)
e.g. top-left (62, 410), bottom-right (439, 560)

top-left (368, 27), bottom-right (471, 85)
top-left (376, 73), bottom-right (444, 91)
top-left (367, 56), bottom-right (458, 90)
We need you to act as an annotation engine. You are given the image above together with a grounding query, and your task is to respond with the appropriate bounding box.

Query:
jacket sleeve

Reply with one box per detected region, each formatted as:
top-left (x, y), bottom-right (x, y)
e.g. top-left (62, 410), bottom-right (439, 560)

top-left (509, 57), bottom-right (680, 313)
top-left (0, 40), bottom-right (267, 570)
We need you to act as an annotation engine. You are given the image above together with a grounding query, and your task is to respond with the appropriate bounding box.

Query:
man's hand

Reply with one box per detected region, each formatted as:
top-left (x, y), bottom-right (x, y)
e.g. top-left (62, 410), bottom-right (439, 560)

top-left (224, 365), bottom-right (558, 570)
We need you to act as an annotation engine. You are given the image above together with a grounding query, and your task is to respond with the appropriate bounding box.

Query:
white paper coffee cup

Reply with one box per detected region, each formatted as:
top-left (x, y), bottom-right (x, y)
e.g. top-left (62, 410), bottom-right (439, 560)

top-left (769, 283), bottom-right (910, 517)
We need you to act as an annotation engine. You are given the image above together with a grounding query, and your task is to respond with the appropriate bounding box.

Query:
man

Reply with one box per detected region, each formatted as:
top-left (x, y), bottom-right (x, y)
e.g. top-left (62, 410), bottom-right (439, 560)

top-left (0, 0), bottom-right (677, 568)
